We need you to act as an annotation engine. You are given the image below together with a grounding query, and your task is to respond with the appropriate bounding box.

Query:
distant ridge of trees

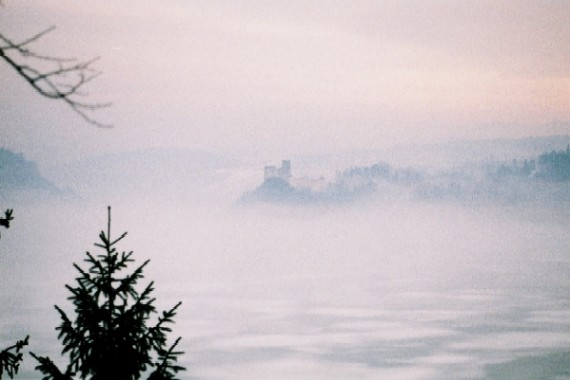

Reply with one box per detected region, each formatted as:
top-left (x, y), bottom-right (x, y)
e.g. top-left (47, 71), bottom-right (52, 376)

top-left (537, 145), bottom-right (570, 182)
top-left (243, 146), bottom-right (570, 205)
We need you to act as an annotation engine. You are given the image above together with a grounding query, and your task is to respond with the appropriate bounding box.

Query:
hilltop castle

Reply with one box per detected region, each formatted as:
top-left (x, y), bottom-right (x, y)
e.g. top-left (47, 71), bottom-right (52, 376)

top-left (264, 160), bottom-right (291, 182)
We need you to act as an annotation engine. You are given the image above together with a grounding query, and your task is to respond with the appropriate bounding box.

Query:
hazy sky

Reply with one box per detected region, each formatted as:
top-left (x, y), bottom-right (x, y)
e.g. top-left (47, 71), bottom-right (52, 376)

top-left (1, 0), bottom-right (570, 165)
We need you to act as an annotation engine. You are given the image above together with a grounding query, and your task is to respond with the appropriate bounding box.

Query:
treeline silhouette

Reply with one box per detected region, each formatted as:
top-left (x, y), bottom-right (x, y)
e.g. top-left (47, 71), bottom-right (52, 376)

top-left (536, 145), bottom-right (570, 181)
top-left (244, 146), bottom-right (570, 205)
top-left (416, 146), bottom-right (570, 203)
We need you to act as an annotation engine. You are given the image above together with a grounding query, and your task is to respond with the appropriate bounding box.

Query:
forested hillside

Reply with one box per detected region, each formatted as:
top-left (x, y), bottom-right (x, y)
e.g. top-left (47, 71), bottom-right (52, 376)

top-left (0, 148), bottom-right (64, 202)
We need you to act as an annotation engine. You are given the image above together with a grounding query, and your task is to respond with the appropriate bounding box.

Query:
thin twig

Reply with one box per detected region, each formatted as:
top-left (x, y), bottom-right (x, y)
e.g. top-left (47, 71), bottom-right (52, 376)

top-left (0, 26), bottom-right (113, 127)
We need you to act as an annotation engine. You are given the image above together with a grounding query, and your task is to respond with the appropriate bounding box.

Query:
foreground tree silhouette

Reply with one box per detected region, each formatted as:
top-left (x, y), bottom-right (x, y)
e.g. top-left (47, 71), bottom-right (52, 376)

top-left (31, 207), bottom-right (184, 380)
top-left (0, 209), bottom-right (14, 239)
top-left (0, 336), bottom-right (28, 380)
top-left (0, 209), bottom-right (27, 380)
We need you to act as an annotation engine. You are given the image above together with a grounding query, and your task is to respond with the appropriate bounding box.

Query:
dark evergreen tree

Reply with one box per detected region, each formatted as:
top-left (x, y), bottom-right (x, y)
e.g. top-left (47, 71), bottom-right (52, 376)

top-left (31, 207), bottom-right (184, 380)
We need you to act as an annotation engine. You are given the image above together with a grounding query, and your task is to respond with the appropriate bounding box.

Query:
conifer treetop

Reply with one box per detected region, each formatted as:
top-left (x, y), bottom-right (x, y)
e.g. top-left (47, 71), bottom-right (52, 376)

top-left (31, 207), bottom-right (185, 380)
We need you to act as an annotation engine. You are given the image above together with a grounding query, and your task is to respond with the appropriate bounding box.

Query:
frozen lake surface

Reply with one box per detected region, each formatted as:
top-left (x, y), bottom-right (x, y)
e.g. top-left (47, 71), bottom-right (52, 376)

top-left (1, 199), bottom-right (569, 379)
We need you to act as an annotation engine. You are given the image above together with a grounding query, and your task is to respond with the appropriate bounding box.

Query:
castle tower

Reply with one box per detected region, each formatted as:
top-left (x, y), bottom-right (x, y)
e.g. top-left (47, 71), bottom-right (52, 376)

top-left (280, 160), bottom-right (291, 179)
top-left (264, 160), bottom-right (292, 182)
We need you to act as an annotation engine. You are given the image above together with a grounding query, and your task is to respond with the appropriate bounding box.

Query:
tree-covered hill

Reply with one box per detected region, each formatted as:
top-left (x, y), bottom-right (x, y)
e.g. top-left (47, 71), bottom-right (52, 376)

top-left (0, 148), bottom-right (67, 202)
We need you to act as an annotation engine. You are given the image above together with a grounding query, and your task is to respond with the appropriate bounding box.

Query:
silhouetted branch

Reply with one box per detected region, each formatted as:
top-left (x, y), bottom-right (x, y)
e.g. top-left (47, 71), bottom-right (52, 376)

top-left (0, 335), bottom-right (29, 380)
top-left (0, 209), bottom-right (14, 239)
top-left (0, 27), bottom-right (112, 127)
top-left (149, 337), bottom-right (185, 380)
top-left (29, 353), bottom-right (74, 380)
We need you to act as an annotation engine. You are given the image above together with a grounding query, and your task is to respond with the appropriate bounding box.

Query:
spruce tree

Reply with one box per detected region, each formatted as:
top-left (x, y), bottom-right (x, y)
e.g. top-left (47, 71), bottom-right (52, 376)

top-left (31, 207), bottom-right (184, 380)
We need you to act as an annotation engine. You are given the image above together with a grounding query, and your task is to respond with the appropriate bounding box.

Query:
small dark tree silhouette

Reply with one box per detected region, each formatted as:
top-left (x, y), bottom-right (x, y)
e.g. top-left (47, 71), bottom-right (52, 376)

top-left (0, 209), bottom-right (14, 239)
top-left (31, 207), bottom-right (185, 380)
top-left (0, 208), bottom-right (27, 380)
top-left (0, 336), bottom-right (29, 380)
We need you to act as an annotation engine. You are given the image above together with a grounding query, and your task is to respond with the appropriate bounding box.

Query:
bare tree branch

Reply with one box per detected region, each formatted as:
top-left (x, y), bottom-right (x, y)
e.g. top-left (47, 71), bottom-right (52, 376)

top-left (0, 26), bottom-right (112, 128)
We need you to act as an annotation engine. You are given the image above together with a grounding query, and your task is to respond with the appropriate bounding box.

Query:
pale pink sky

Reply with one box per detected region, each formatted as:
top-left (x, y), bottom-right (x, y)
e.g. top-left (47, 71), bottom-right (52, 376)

top-left (1, 0), bottom-right (569, 164)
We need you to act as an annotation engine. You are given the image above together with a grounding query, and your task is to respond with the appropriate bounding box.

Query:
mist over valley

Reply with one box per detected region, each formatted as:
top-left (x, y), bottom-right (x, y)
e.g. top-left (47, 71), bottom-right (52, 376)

top-left (2, 136), bottom-right (570, 379)
top-left (3, 2), bottom-right (570, 378)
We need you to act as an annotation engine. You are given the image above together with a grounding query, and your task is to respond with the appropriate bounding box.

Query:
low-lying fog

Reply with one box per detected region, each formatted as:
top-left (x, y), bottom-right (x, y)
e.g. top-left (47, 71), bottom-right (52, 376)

top-left (2, 197), bottom-right (570, 379)
top-left (1, 140), bottom-right (570, 379)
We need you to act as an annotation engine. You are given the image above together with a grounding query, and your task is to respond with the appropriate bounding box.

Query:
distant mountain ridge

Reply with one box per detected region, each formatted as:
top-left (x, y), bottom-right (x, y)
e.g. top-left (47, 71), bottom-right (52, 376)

top-left (45, 148), bottom-right (239, 202)
top-left (3, 134), bottom-right (570, 204)
top-left (370, 134), bottom-right (570, 170)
